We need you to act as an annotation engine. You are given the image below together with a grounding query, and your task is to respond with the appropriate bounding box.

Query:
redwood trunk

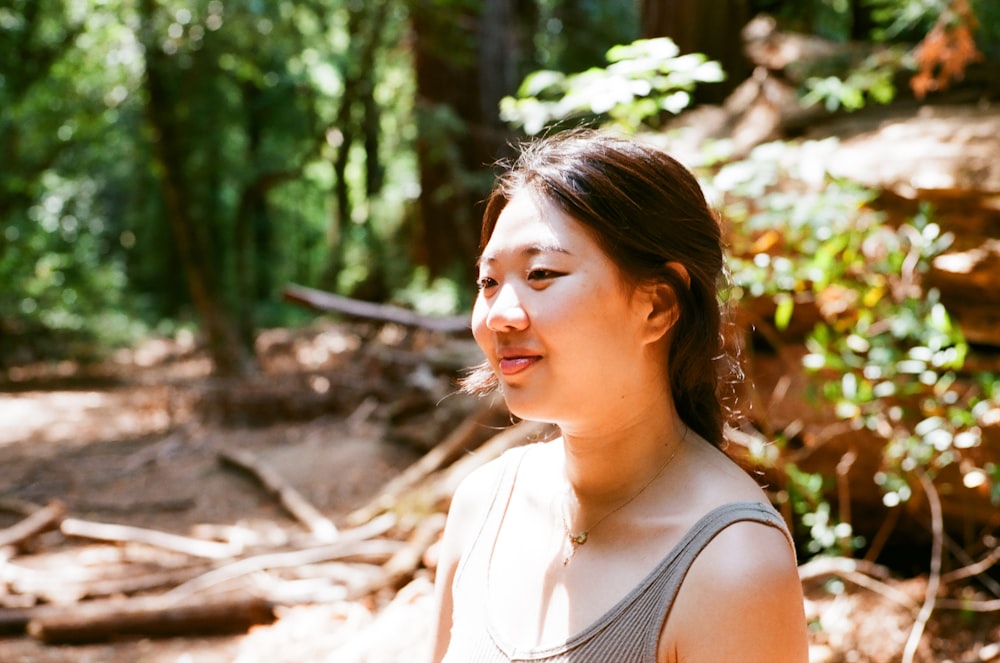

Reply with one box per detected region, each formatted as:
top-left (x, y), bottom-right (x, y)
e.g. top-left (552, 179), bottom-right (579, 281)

top-left (641, 0), bottom-right (750, 102)
top-left (410, 0), bottom-right (521, 278)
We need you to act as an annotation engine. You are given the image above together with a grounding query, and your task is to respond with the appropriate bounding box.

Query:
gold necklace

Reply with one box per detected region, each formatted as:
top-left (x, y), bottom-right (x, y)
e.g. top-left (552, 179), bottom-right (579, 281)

top-left (560, 447), bottom-right (679, 566)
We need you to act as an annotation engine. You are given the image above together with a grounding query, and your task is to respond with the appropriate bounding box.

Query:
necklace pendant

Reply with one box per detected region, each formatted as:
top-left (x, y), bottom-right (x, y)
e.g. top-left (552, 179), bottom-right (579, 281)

top-left (570, 531), bottom-right (588, 545)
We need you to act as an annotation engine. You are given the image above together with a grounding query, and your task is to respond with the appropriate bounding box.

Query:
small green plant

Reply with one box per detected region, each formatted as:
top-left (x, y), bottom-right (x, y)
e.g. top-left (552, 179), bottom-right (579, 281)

top-left (785, 464), bottom-right (863, 555)
top-left (801, 47), bottom-right (905, 111)
top-left (712, 139), bottom-right (998, 556)
top-left (499, 37), bottom-right (724, 135)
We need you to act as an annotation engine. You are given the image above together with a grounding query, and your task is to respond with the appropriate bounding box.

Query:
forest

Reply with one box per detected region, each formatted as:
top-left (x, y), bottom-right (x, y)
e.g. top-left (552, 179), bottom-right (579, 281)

top-left (2, 0), bottom-right (1000, 661)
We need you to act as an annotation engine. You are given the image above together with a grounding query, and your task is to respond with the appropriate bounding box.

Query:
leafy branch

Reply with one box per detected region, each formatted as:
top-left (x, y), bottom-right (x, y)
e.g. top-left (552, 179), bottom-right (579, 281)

top-left (499, 37), bottom-right (724, 135)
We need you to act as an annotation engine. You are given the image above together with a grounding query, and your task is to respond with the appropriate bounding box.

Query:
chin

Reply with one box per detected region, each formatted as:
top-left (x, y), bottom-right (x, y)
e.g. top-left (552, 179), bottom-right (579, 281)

top-left (501, 391), bottom-right (562, 426)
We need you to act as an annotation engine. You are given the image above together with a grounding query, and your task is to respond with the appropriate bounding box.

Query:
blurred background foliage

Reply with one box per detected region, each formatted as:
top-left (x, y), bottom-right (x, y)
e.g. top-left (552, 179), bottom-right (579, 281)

top-left (2, 0), bottom-right (1000, 561)
top-left (3, 0), bottom-right (995, 372)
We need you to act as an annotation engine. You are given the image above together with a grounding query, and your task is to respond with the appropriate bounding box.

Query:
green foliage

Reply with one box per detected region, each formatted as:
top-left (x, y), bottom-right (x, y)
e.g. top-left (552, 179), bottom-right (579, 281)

top-left (0, 0), bottom-right (419, 367)
top-left (785, 465), bottom-right (862, 555)
top-left (801, 47), bottom-right (904, 111)
top-left (499, 37), bottom-right (725, 135)
top-left (767, 0), bottom-right (1000, 112)
top-left (531, 0), bottom-right (639, 72)
top-left (712, 138), bottom-right (998, 554)
top-left (0, 1), bottom-right (145, 361)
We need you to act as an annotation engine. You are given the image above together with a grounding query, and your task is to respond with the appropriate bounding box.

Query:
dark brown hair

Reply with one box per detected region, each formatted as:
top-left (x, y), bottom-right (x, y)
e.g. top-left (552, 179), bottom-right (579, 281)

top-left (462, 128), bottom-right (739, 448)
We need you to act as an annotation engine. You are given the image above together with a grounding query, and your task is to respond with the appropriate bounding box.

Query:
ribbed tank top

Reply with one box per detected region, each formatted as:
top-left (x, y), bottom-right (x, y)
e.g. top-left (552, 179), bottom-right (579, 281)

top-left (442, 446), bottom-right (794, 663)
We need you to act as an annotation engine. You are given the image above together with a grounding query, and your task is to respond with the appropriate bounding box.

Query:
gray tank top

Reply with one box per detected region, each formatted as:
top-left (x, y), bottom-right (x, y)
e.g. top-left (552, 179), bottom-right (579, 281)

top-left (442, 446), bottom-right (794, 663)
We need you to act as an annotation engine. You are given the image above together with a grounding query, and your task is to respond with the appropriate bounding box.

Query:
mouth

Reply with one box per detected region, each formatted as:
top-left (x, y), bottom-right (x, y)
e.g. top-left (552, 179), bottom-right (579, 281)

top-left (496, 350), bottom-right (541, 376)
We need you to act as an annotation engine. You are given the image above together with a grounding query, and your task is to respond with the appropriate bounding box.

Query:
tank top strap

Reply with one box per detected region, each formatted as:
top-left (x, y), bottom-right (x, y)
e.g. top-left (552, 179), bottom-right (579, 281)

top-left (626, 500), bottom-right (793, 660)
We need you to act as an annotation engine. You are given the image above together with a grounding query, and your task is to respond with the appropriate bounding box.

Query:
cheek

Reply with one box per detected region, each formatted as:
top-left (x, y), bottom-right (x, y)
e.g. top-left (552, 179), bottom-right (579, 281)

top-left (470, 297), bottom-right (490, 350)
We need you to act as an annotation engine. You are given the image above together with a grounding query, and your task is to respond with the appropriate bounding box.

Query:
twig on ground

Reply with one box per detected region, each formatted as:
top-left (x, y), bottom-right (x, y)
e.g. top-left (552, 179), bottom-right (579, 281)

top-left (941, 543), bottom-right (1000, 586)
top-left (346, 401), bottom-right (502, 526)
top-left (432, 420), bottom-right (553, 511)
top-left (163, 513), bottom-right (398, 602)
top-left (903, 469), bottom-right (943, 663)
top-left (798, 556), bottom-right (918, 610)
top-left (61, 518), bottom-right (238, 560)
top-left (0, 498), bottom-right (45, 517)
top-left (346, 513), bottom-right (446, 600)
top-left (0, 501), bottom-right (65, 549)
top-left (935, 597), bottom-right (1000, 612)
top-left (836, 448), bottom-right (857, 557)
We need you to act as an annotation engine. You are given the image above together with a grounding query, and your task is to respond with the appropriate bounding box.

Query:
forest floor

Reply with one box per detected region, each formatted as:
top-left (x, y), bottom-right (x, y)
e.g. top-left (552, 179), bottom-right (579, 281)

top-left (1, 321), bottom-right (998, 663)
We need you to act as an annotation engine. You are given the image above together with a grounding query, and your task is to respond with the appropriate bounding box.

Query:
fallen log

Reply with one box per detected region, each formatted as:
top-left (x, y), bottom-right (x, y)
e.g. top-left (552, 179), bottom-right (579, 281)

top-left (0, 500), bottom-right (65, 549)
top-left (218, 447), bottom-right (339, 542)
top-left (25, 593), bottom-right (275, 644)
top-left (283, 283), bottom-right (470, 334)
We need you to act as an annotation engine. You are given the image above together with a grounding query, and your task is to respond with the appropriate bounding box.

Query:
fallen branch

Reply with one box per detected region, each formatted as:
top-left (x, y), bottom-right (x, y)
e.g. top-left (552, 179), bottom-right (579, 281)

top-left (940, 544), bottom-right (1000, 585)
top-left (347, 401), bottom-right (504, 526)
top-left (2, 556), bottom-right (212, 605)
top-left (798, 556), bottom-right (917, 610)
top-left (432, 420), bottom-right (553, 510)
top-left (0, 500), bottom-right (65, 549)
top-left (61, 518), bottom-right (238, 560)
top-left (0, 497), bottom-right (45, 517)
top-left (347, 513), bottom-right (446, 600)
top-left (283, 283), bottom-right (469, 334)
top-left (936, 597), bottom-right (1000, 612)
top-left (219, 447), bottom-right (338, 541)
top-left (249, 564), bottom-right (383, 604)
top-left (164, 513), bottom-right (398, 602)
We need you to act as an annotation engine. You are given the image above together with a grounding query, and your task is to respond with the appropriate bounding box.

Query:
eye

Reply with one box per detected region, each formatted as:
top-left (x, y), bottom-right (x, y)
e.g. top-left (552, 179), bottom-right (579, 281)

top-left (476, 275), bottom-right (498, 291)
top-left (527, 268), bottom-right (562, 282)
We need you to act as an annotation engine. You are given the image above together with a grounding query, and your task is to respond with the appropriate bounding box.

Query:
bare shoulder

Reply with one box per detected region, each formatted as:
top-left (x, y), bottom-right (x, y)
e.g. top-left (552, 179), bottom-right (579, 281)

top-left (441, 447), bottom-right (519, 555)
top-left (430, 445), bottom-right (527, 663)
top-left (661, 516), bottom-right (809, 663)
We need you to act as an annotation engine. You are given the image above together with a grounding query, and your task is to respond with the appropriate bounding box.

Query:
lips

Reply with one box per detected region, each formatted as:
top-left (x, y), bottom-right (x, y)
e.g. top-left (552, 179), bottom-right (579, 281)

top-left (496, 348), bottom-right (541, 376)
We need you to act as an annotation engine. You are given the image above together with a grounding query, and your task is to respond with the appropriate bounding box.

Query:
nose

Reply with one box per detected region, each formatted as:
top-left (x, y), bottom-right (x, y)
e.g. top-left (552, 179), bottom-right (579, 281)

top-left (484, 283), bottom-right (529, 332)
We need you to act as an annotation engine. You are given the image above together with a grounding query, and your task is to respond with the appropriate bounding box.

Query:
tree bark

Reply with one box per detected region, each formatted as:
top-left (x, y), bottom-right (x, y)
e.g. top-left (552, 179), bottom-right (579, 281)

top-left (138, 0), bottom-right (252, 377)
top-left (409, 0), bottom-right (522, 278)
top-left (641, 0), bottom-right (751, 102)
top-left (25, 594), bottom-right (275, 644)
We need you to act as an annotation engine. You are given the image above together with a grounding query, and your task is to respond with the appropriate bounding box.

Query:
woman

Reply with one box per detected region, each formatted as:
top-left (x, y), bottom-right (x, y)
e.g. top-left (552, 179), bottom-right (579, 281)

top-left (431, 129), bottom-right (809, 663)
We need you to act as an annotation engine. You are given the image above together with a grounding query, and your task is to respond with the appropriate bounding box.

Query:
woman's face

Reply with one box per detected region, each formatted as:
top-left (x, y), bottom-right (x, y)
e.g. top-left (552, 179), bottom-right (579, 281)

top-left (472, 189), bottom-right (663, 427)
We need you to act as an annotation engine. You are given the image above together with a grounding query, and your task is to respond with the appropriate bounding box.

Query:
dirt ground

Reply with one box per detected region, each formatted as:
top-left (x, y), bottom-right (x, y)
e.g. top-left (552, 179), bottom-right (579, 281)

top-left (1, 322), bottom-right (998, 663)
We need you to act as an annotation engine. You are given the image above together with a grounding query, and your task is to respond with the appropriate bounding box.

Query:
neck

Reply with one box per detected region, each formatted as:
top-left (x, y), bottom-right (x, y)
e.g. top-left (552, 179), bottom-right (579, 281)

top-left (559, 406), bottom-right (688, 505)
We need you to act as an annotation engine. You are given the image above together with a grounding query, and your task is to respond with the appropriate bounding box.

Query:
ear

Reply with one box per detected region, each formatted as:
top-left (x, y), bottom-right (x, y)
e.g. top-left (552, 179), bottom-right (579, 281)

top-left (639, 262), bottom-right (689, 345)
top-left (666, 261), bottom-right (691, 288)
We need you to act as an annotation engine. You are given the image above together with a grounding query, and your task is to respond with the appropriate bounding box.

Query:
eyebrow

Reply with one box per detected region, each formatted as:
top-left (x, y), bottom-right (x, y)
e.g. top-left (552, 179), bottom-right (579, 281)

top-left (478, 243), bottom-right (573, 267)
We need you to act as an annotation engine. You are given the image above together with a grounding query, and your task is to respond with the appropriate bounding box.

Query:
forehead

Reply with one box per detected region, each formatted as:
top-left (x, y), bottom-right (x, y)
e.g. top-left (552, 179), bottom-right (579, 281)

top-left (480, 190), bottom-right (601, 262)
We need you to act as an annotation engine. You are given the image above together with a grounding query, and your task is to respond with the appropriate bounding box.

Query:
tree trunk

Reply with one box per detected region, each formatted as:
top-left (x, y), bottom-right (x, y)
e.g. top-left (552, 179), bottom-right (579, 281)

top-left (321, 0), bottom-right (391, 294)
top-left (409, 0), bottom-right (521, 278)
top-left (138, 0), bottom-right (251, 377)
top-left (641, 0), bottom-right (751, 102)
